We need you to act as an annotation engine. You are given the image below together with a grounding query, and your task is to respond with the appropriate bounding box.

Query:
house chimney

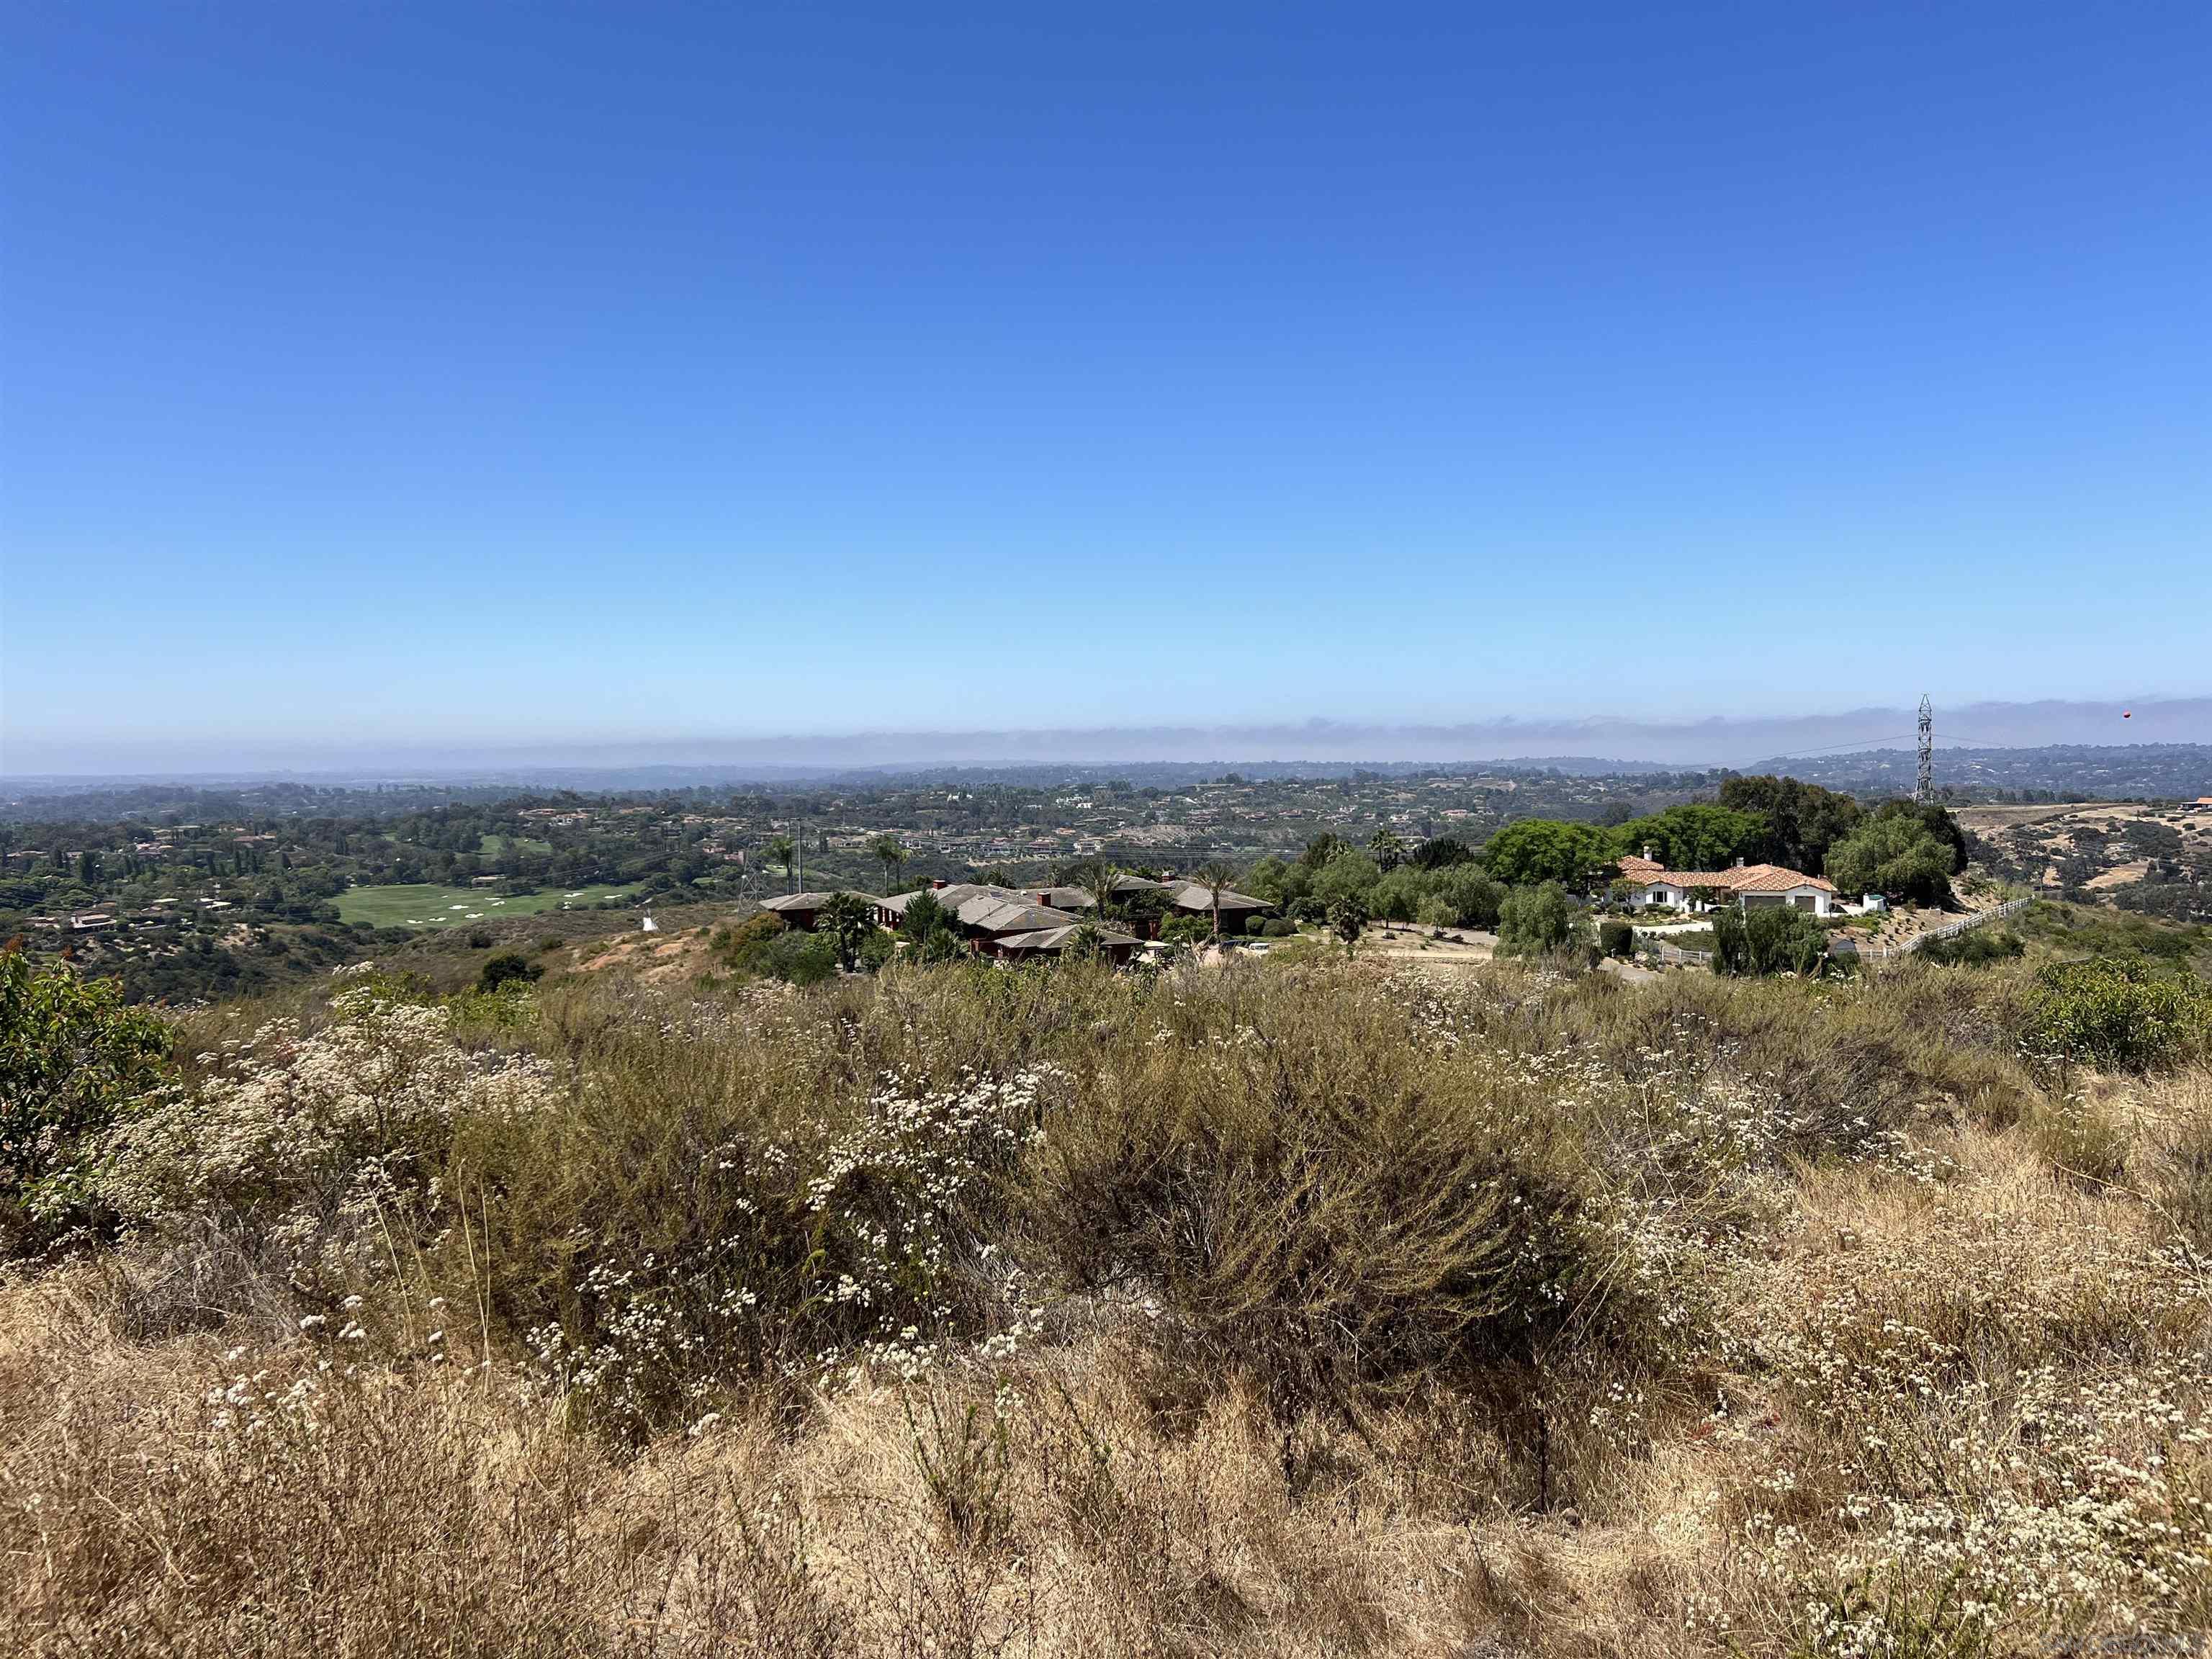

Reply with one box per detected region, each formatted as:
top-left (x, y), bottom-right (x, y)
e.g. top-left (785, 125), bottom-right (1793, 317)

top-left (1735, 856), bottom-right (1745, 868)
top-left (1641, 844), bottom-right (1654, 862)
top-left (932, 878), bottom-right (947, 890)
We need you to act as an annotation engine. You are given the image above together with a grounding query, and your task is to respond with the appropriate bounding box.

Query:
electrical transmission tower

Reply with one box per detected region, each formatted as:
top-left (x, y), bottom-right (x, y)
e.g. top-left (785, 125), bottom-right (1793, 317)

top-left (1915, 693), bottom-right (1934, 804)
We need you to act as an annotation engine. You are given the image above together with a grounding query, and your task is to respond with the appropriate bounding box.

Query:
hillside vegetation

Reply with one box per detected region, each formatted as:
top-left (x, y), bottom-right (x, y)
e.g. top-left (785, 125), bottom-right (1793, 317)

top-left (4, 945), bottom-right (2211, 1656)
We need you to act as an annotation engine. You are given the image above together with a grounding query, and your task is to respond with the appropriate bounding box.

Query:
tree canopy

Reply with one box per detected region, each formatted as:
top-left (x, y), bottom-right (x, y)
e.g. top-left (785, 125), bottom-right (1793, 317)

top-left (1612, 804), bottom-right (1768, 872)
top-left (1481, 819), bottom-right (1617, 889)
top-left (1824, 813), bottom-right (1956, 905)
top-left (1717, 775), bottom-right (1864, 873)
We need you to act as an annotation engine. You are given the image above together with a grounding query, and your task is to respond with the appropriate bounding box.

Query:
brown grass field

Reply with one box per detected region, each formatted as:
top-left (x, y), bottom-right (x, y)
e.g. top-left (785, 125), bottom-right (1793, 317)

top-left (4, 950), bottom-right (2209, 1657)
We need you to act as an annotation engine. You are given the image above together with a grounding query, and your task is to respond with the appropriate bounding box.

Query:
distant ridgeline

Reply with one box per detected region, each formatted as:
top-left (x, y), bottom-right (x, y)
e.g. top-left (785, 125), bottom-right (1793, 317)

top-left (1757, 744), bottom-right (2212, 801)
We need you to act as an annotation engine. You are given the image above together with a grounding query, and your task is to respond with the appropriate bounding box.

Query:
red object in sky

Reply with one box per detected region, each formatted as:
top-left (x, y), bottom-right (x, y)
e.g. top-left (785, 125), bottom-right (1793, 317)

top-left (2123, 710), bottom-right (2133, 718)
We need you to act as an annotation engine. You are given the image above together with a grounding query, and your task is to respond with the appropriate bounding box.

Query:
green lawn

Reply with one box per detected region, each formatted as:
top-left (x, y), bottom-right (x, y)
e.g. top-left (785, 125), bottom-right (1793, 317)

top-left (337, 882), bottom-right (641, 929)
top-left (478, 834), bottom-right (554, 858)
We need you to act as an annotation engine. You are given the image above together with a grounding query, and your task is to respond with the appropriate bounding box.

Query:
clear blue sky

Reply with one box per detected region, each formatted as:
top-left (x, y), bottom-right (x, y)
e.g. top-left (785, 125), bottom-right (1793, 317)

top-left (4, 3), bottom-right (2208, 772)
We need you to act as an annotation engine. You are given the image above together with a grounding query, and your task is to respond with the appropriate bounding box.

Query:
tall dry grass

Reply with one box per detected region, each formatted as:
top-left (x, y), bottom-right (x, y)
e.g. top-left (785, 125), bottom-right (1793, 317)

top-left (4, 954), bottom-right (2208, 1655)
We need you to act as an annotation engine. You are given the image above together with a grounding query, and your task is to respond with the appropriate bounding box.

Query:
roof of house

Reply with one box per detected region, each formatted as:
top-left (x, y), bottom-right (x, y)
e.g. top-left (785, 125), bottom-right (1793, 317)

top-left (879, 883), bottom-right (1005, 915)
top-left (1161, 879), bottom-right (1273, 912)
top-left (1617, 857), bottom-right (1836, 894)
top-left (994, 925), bottom-right (1141, 955)
top-left (958, 897), bottom-right (1086, 934)
top-left (761, 889), bottom-right (880, 912)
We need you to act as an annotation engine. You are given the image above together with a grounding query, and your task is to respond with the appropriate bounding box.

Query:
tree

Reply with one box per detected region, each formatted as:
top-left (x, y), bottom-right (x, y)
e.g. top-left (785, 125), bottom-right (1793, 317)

top-left (818, 891), bottom-right (878, 971)
top-left (1, 952), bottom-right (171, 1253)
top-left (1367, 828), bottom-right (1406, 873)
top-left (1825, 814), bottom-right (1955, 906)
top-left (1313, 849), bottom-right (1382, 913)
top-left (478, 952), bottom-right (543, 992)
top-left (1482, 820), bottom-right (1615, 890)
top-left (1496, 881), bottom-right (1586, 958)
top-left (1717, 775), bottom-right (1864, 873)
top-left (1711, 904), bottom-right (1830, 977)
top-left (1326, 893), bottom-right (1369, 959)
top-left (1299, 833), bottom-right (1346, 871)
top-left (1612, 804), bottom-right (1768, 872)
top-left (1081, 858), bottom-right (1122, 922)
top-left (765, 835), bottom-right (797, 889)
top-left (1194, 859), bottom-right (1238, 939)
top-left (1434, 865), bottom-right (1505, 930)
top-left (1868, 799), bottom-right (1969, 875)
top-left (871, 835), bottom-right (907, 896)
top-left (1411, 835), bottom-right (1476, 871)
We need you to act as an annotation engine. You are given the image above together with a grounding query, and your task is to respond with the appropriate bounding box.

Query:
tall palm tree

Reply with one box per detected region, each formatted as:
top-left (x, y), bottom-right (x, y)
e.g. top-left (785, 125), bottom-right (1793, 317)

top-left (765, 835), bottom-right (796, 890)
top-left (1195, 859), bottom-right (1238, 940)
top-left (871, 835), bottom-right (907, 896)
top-left (1084, 858), bottom-right (1121, 922)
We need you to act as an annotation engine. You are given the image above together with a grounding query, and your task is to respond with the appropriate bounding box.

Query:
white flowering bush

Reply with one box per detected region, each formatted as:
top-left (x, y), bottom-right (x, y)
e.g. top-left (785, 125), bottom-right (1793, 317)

top-left (516, 1064), bottom-right (1063, 1437)
top-left (102, 987), bottom-right (559, 1279)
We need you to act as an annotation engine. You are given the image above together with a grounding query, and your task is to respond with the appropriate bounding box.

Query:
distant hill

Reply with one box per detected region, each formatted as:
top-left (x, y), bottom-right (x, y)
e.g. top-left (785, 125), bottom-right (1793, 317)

top-left (1750, 743), bottom-right (2212, 800)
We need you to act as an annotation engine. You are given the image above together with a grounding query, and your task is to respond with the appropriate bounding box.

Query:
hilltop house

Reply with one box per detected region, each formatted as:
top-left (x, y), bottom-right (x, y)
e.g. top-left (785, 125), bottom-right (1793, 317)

top-left (760, 890), bottom-right (880, 932)
top-left (1615, 853), bottom-right (1839, 916)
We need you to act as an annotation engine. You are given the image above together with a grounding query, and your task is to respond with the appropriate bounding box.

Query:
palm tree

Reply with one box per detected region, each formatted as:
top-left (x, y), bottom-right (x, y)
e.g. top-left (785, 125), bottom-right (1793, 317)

top-left (871, 835), bottom-right (907, 896)
top-left (1368, 827), bottom-right (1406, 873)
top-left (1195, 859), bottom-right (1238, 940)
top-left (765, 835), bottom-right (796, 890)
top-left (1084, 858), bottom-right (1120, 922)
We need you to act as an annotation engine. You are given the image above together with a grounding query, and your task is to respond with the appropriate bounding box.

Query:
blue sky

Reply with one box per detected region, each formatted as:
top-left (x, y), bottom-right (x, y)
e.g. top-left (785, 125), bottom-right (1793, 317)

top-left (4, 3), bottom-right (2209, 772)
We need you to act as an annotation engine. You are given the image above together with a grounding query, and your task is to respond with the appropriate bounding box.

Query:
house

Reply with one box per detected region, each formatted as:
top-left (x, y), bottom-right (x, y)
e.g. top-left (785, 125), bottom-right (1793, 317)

top-left (760, 890), bottom-right (879, 932)
top-left (992, 925), bottom-right (1141, 966)
top-left (1615, 854), bottom-right (1839, 917)
top-left (1160, 879), bottom-right (1274, 935)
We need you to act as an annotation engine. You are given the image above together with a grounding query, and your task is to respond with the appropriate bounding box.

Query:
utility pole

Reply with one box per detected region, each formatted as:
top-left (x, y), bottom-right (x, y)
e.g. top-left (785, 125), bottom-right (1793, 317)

top-left (1915, 693), bottom-right (1934, 805)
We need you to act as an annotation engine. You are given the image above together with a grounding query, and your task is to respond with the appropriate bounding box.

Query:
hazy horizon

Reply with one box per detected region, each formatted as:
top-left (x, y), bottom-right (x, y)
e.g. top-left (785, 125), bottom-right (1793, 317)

top-left (7, 696), bottom-right (2206, 783)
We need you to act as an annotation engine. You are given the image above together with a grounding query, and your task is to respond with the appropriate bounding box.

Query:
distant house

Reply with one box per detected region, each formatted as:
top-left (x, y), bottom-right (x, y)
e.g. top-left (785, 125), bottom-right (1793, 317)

top-left (1615, 854), bottom-right (1839, 917)
top-left (992, 925), bottom-right (1141, 965)
top-left (760, 890), bottom-right (880, 932)
top-left (1159, 879), bottom-right (1274, 936)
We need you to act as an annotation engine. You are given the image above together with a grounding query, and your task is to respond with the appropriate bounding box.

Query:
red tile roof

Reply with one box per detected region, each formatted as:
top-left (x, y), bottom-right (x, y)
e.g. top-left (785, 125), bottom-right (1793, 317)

top-left (1617, 858), bottom-right (1835, 894)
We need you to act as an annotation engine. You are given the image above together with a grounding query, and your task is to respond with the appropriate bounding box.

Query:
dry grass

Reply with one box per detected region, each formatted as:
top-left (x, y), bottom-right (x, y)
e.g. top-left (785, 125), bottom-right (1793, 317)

top-left (5, 956), bottom-right (2210, 1656)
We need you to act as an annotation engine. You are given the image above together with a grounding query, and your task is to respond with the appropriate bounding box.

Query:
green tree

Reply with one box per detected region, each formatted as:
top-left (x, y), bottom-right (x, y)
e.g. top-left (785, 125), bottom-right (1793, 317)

top-left (1326, 893), bottom-right (1369, 959)
top-left (1299, 832), bottom-right (1346, 871)
top-left (1, 952), bottom-right (171, 1253)
top-left (1193, 859), bottom-right (1238, 939)
top-left (1367, 828), bottom-right (1406, 873)
top-left (818, 891), bottom-right (878, 972)
top-left (764, 835), bottom-right (797, 888)
top-left (1434, 865), bottom-right (1505, 930)
top-left (1313, 848), bottom-right (1382, 913)
top-left (1612, 804), bottom-right (1768, 871)
top-left (1482, 820), bottom-right (1615, 890)
top-left (477, 951), bottom-right (543, 993)
top-left (871, 835), bottom-right (907, 896)
top-left (1825, 814), bottom-right (1955, 906)
top-left (1717, 775), bottom-right (1864, 873)
top-left (1496, 881), bottom-right (1586, 958)
top-left (1711, 904), bottom-right (1830, 977)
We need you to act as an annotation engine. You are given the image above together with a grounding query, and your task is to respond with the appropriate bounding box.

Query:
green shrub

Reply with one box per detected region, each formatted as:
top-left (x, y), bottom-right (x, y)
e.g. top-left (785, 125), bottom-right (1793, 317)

top-left (0, 953), bottom-right (171, 1254)
top-left (478, 952), bottom-right (544, 993)
top-left (1259, 916), bottom-right (1299, 939)
top-left (1919, 927), bottom-right (2023, 967)
top-left (1497, 882), bottom-right (1586, 958)
top-left (1598, 919), bottom-right (1635, 959)
top-left (1711, 904), bottom-right (1830, 977)
top-left (2020, 957), bottom-right (2211, 1071)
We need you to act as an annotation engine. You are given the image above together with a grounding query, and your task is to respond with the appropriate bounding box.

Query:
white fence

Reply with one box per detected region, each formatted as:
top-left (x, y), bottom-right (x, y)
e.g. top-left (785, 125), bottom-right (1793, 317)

top-left (1641, 896), bottom-right (2031, 972)
top-left (1828, 896), bottom-right (2031, 966)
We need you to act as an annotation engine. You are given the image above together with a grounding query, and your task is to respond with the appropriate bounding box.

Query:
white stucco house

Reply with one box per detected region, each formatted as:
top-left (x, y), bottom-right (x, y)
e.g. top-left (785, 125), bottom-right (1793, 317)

top-left (1615, 854), bottom-right (1840, 917)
